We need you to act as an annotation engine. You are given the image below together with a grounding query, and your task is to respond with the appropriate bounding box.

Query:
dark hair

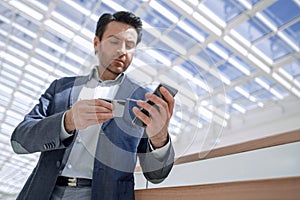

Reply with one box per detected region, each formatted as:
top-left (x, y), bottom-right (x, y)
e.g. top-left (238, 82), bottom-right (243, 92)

top-left (95, 11), bottom-right (143, 44)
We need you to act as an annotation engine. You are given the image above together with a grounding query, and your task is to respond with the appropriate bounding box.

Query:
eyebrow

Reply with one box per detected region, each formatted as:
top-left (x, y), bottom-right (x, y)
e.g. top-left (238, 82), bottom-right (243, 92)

top-left (107, 35), bottom-right (136, 43)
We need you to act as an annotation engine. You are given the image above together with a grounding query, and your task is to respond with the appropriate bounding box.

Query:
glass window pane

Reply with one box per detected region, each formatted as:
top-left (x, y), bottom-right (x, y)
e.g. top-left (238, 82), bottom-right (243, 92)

top-left (261, 0), bottom-right (300, 28)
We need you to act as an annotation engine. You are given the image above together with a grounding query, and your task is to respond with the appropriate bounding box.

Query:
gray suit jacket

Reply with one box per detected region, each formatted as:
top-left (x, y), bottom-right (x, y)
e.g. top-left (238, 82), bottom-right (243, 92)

top-left (11, 75), bottom-right (174, 200)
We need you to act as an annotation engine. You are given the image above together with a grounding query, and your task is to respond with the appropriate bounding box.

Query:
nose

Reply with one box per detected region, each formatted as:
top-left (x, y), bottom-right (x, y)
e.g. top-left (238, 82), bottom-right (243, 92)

top-left (116, 42), bottom-right (127, 55)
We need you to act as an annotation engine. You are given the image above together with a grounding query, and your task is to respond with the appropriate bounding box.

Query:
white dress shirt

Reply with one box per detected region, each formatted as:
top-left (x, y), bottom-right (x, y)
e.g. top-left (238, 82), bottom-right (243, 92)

top-left (60, 67), bottom-right (170, 179)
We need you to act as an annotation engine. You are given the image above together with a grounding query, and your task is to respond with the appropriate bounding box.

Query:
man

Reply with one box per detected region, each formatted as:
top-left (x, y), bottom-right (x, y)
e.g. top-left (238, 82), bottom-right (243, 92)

top-left (11, 11), bottom-right (175, 200)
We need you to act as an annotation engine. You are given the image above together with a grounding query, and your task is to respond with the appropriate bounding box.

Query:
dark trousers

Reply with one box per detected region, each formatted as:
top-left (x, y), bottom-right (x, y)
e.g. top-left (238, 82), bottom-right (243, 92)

top-left (50, 185), bottom-right (92, 200)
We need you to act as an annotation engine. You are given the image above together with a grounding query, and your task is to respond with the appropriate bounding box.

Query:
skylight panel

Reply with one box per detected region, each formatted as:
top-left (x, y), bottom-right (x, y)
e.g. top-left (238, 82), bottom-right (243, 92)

top-left (177, 20), bottom-right (206, 43)
top-left (9, 34), bottom-right (32, 50)
top-left (192, 12), bottom-right (222, 36)
top-left (254, 35), bottom-right (295, 61)
top-left (201, 71), bottom-right (224, 89)
top-left (167, 27), bottom-right (197, 50)
top-left (232, 103), bottom-right (246, 114)
top-left (11, 100), bottom-right (30, 113)
top-left (60, 57), bottom-right (81, 74)
top-left (1, 52), bottom-right (24, 66)
top-left (64, 0), bottom-right (91, 16)
top-left (23, 72), bottom-right (45, 86)
top-left (51, 11), bottom-right (81, 31)
top-left (12, 22), bottom-right (37, 39)
top-left (115, 0), bottom-right (139, 11)
top-left (0, 70), bottom-right (20, 82)
top-left (247, 53), bottom-right (271, 74)
top-left (146, 49), bottom-right (171, 66)
top-left (291, 87), bottom-right (300, 98)
top-left (140, 30), bottom-right (156, 46)
top-left (203, 0), bottom-right (245, 23)
top-left (181, 60), bottom-right (205, 76)
top-left (13, 92), bottom-right (34, 107)
top-left (201, 47), bottom-right (223, 64)
top-left (232, 16), bottom-right (272, 43)
top-left (224, 35), bottom-right (248, 56)
top-left (237, 98), bottom-right (260, 111)
top-left (253, 89), bottom-right (276, 101)
top-left (150, 1), bottom-right (179, 23)
top-left (36, 42), bottom-right (62, 62)
top-left (11, 28), bottom-right (35, 45)
top-left (73, 35), bottom-right (93, 52)
top-left (94, 2), bottom-right (114, 16)
top-left (9, 0), bottom-right (43, 21)
top-left (25, 64), bottom-right (49, 79)
top-left (54, 1), bottom-right (86, 28)
top-left (280, 21), bottom-right (300, 52)
top-left (217, 62), bottom-right (244, 82)
top-left (226, 89), bottom-right (243, 101)
top-left (208, 41), bottom-right (232, 60)
top-left (43, 31), bottom-right (69, 49)
top-left (151, 43), bottom-right (180, 62)
top-left (255, 76), bottom-right (273, 88)
top-left (6, 110), bottom-right (24, 123)
top-left (172, 0), bottom-right (194, 14)
top-left (35, 48), bottom-right (60, 64)
top-left (40, 38), bottom-right (66, 54)
top-left (269, 86), bottom-right (288, 100)
top-left (21, 79), bottom-right (43, 93)
top-left (241, 80), bottom-right (264, 94)
top-left (246, 0), bottom-right (260, 5)
top-left (27, 0), bottom-right (48, 11)
top-left (44, 19), bottom-right (75, 40)
top-left (1, 62), bottom-right (22, 76)
top-left (272, 72), bottom-right (292, 89)
top-left (7, 46), bottom-right (29, 60)
top-left (31, 55), bottom-right (57, 72)
top-left (261, 0), bottom-right (300, 28)
top-left (228, 56), bottom-right (254, 76)
top-left (0, 83), bottom-right (13, 95)
top-left (102, 0), bottom-right (126, 11)
top-left (80, 28), bottom-right (94, 40)
top-left (141, 7), bottom-right (174, 29)
top-left (281, 61), bottom-right (300, 79)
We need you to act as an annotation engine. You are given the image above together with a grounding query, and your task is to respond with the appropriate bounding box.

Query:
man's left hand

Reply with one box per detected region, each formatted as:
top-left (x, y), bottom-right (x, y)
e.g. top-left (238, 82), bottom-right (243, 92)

top-left (133, 86), bottom-right (175, 149)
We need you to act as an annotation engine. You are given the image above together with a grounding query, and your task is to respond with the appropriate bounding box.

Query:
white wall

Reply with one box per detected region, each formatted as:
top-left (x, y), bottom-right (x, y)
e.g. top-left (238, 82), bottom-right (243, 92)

top-left (134, 98), bottom-right (300, 189)
top-left (135, 141), bottom-right (300, 189)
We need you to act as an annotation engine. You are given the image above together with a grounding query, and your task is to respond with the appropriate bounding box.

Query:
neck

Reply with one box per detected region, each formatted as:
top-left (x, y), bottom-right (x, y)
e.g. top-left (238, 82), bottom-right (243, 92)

top-left (98, 66), bottom-right (119, 81)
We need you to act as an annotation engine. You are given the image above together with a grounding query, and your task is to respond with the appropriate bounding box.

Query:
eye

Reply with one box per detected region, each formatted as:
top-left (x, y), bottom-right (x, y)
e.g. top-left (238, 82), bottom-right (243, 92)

top-left (109, 40), bottom-right (119, 45)
top-left (126, 42), bottom-right (136, 50)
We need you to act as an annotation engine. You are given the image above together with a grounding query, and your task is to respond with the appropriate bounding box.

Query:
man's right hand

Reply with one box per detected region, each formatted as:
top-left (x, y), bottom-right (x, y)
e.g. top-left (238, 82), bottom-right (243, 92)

top-left (64, 99), bottom-right (114, 133)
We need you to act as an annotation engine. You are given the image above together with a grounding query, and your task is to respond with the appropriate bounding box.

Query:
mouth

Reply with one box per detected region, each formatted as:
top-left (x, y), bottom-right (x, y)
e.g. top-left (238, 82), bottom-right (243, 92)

top-left (113, 59), bottom-right (125, 66)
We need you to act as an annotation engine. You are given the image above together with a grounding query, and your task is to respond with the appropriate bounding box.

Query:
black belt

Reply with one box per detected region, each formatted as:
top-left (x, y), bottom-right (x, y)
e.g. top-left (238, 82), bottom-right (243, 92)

top-left (56, 176), bottom-right (92, 187)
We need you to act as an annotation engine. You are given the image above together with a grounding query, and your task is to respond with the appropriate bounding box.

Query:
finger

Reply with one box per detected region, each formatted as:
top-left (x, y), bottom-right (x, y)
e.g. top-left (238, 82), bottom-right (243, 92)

top-left (95, 112), bottom-right (114, 122)
top-left (159, 87), bottom-right (175, 115)
top-left (94, 99), bottom-right (114, 110)
top-left (132, 106), bottom-right (152, 125)
top-left (137, 100), bottom-right (160, 117)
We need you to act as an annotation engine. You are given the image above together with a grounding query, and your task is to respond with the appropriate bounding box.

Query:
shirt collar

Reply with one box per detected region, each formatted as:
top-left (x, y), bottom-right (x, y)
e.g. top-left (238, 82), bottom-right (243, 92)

top-left (89, 66), bottom-right (125, 86)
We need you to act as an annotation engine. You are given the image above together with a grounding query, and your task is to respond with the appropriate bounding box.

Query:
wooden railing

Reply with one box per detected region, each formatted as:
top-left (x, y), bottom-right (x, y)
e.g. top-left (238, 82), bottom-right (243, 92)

top-left (135, 177), bottom-right (300, 200)
top-left (175, 129), bottom-right (300, 165)
top-left (135, 129), bottom-right (300, 199)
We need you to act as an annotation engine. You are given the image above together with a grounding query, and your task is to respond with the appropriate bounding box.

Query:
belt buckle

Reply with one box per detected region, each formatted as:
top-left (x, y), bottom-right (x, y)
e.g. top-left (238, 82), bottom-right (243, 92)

top-left (67, 177), bottom-right (77, 187)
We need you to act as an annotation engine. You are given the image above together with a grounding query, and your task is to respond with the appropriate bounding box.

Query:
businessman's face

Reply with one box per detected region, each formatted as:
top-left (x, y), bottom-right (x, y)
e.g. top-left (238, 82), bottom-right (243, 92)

top-left (94, 21), bottom-right (138, 80)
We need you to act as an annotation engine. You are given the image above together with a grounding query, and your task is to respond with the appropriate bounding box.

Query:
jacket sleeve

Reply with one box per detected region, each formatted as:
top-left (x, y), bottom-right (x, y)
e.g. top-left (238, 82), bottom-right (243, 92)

top-left (138, 133), bottom-right (175, 184)
top-left (11, 79), bottom-right (75, 154)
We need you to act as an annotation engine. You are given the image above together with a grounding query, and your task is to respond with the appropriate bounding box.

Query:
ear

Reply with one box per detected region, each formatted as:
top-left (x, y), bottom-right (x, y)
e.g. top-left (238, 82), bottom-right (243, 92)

top-left (94, 36), bottom-right (100, 53)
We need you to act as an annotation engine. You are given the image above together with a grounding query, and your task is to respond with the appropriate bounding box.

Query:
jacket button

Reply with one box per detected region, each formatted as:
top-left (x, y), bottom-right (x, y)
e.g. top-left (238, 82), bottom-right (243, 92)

top-left (56, 161), bottom-right (61, 168)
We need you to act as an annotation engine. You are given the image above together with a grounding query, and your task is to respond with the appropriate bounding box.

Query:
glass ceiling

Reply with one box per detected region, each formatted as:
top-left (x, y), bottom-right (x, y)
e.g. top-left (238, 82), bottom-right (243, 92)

top-left (0, 0), bottom-right (300, 198)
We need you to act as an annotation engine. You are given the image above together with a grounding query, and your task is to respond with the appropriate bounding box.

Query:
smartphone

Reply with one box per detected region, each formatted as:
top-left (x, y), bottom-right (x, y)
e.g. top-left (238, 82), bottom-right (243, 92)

top-left (133, 83), bottom-right (178, 127)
